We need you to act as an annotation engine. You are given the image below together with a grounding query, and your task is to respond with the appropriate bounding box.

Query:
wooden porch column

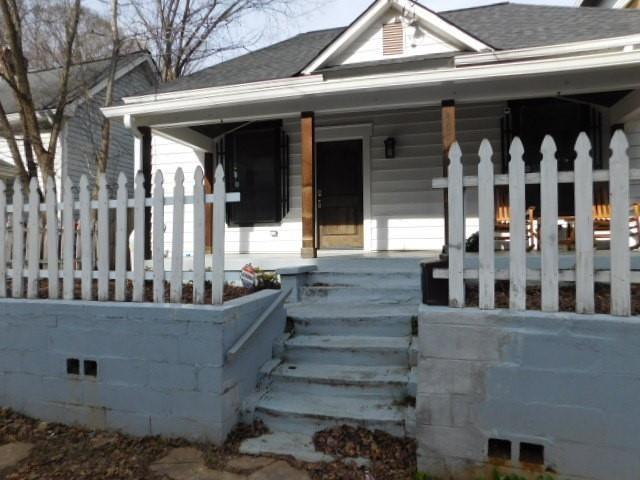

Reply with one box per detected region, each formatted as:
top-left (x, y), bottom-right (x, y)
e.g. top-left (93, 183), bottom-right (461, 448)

top-left (441, 99), bottom-right (456, 251)
top-left (204, 152), bottom-right (215, 254)
top-left (301, 112), bottom-right (317, 258)
top-left (139, 126), bottom-right (153, 260)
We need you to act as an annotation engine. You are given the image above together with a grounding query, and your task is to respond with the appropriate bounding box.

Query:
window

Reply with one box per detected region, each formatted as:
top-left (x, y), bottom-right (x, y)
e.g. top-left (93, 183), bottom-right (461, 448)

top-left (383, 21), bottom-right (404, 55)
top-left (220, 122), bottom-right (289, 227)
top-left (501, 98), bottom-right (603, 216)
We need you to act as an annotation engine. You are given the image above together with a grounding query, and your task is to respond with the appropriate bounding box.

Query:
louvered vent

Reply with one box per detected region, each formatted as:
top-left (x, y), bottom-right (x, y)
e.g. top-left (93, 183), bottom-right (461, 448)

top-left (383, 21), bottom-right (404, 56)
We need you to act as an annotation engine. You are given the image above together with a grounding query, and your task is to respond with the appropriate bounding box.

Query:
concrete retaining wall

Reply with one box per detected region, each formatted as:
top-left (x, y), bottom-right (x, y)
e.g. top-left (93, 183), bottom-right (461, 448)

top-left (0, 290), bottom-right (286, 443)
top-left (417, 305), bottom-right (640, 480)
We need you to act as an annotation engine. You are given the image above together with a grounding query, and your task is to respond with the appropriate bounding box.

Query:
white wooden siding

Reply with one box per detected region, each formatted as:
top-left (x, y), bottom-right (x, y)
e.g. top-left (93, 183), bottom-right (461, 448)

top-left (625, 119), bottom-right (640, 203)
top-left (151, 134), bottom-right (204, 257)
top-left (152, 102), bottom-right (505, 254)
top-left (0, 132), bottom-right (62, 193)
top-left (334, 8), bottom-right (458, 66)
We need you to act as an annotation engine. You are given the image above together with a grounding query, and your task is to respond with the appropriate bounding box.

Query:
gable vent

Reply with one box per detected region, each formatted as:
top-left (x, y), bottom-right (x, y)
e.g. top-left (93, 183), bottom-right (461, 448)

top-left (383, 21), bottom-right (404, 56)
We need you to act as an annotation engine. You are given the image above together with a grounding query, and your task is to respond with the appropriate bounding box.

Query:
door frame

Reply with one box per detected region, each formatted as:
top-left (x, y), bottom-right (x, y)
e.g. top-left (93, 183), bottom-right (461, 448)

top-left (315, 124), bottom-right (373, 251)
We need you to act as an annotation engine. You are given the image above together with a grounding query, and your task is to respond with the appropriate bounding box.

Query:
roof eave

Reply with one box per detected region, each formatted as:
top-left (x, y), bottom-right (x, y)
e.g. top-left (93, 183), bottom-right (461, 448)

top-left (102, 48), bottom-right (640, 121)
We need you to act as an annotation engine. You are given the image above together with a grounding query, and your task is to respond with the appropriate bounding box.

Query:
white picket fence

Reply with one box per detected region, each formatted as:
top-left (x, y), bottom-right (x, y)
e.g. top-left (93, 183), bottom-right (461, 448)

top-left (433, 130), bottom-right (640, 317)
top-left (0, 164), bottom-right (239, 305)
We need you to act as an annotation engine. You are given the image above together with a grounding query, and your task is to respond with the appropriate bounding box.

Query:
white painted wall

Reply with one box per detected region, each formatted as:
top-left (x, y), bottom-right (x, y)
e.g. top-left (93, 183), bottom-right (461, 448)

top-left (0, 132), bottom-right (63, 194)
top-left (624, 119), bottom-right (640, 203)
top-left (152, 102), bottom-right (505, 255)
top-left (334, 8), bottom-right (458, 66)
top-left (150, 134), bottom-right (205, 257)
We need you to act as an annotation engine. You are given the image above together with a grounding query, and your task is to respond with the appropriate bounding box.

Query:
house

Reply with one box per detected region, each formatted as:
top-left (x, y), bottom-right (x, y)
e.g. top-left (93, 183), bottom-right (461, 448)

top-left (0, 51), bottom-right (157, 197)
top-left (103, 0), bottom-right (640, 258)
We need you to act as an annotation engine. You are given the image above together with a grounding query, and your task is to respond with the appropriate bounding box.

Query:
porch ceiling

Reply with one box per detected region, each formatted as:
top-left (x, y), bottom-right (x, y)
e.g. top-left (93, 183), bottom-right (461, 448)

top-left (128, 60), bottom-right (640, 131)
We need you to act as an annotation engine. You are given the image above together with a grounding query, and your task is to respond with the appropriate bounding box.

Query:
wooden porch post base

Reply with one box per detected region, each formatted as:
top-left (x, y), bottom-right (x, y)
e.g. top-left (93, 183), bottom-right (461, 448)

top-left (301, 247), bottom-right (317, 259)
top-left (301, 111), bottom-right (317, 258)
top-left (441, 99), bottom-right (456, 249)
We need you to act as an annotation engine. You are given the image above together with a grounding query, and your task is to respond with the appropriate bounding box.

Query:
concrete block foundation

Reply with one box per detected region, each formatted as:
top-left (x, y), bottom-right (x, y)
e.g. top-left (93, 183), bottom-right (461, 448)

top-left (0, 290), bottom-right (286, 444)
top-left (417, 305), bottom-right (640, 480)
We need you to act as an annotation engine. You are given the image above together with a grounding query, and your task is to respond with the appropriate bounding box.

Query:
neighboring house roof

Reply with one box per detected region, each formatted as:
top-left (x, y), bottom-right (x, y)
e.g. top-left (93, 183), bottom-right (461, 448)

top-left (147, 2), bottom-right (640, 95)
top-left (0, 51), bottom-right (152, 115)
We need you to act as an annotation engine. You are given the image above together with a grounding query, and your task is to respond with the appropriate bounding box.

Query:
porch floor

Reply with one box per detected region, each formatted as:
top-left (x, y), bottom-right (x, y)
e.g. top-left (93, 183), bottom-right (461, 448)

top-left (224, 250), bottom-right (440, 272)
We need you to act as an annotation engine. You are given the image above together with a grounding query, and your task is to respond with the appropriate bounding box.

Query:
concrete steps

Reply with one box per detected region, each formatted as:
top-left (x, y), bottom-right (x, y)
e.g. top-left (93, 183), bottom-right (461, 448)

top-left (307, 270), bottom-right (421, 289)
top-left (288, 303), bottom-right (416, 337)
top-left (242, 261), bottom-right (420, 459)
top-left (269, 363), bottom-right (410, 400)
top-left (282, 334), bottom-right (410, 366)
top-left (300, 286), bottom-right (421, 304)
top-left (255, 391), bottom-right (406, 437)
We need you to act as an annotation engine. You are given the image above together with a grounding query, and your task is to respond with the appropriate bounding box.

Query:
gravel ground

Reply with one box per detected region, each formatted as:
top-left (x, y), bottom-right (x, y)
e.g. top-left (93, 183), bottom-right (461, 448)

top-left (0, 409), bottom-right (417, 480)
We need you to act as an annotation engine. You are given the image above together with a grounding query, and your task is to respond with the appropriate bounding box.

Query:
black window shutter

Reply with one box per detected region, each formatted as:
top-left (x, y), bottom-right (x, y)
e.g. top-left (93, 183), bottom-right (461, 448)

top-left (224, 121), bottom-right (288, 227)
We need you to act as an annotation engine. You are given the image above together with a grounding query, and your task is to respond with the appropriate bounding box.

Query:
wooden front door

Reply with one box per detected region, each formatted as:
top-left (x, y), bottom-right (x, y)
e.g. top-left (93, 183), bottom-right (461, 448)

top-left (317, 140), bottom-right (364, 249)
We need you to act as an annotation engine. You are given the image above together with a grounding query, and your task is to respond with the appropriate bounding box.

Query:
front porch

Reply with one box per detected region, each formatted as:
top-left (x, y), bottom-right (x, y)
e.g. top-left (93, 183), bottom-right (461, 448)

top-left (113, 47), bottom-right (640, 261)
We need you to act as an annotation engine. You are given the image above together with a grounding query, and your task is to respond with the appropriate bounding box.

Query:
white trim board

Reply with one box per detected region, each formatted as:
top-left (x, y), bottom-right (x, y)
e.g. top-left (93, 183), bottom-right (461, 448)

top-left (103, 48), bottom-right (640, 122)
top-left (300, 0), bottom-right (492, 75)
top-left (315, 124), bottom-right (373, 252)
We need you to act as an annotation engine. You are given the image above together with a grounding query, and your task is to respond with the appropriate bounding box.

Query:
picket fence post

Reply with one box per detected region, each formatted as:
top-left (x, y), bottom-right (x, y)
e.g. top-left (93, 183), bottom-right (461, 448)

top-left (477, 139), bottom-right (494, 309)
top-left (170, 168), bottom-right (185, 303)
top-left (508, 137), bottom-right (526, 311)
top-left (609, 130), bottom-right (631, 316)
top-left (26, 177), bottom-right (40, 299)
top-left (0, 180), bottom-right (6, 298)
top-left (447, 142), bottom-right (464, 308)
top-left (212, 164), bottom-right (226, 305)
top-left (97, 175), bottom-right (110, 301)
top-left (45, 177), bottom-right (59, 299)
top-left (193, 167), bottom-right (205, 304)
top-left (12, 179), bottom-right (24, 298)
top-left (574, 133), bottom-right (595, 314)
top-left (540, 135), bottom-right (559, 312)
top-left (133, 172), bottom-right (146, 302)
top-left (152, 170), bottom-right (165, 303)
top-left (62, 177), bottom-right (74, 300)
top-left (79, 175), bottom-right (93, 301)
top-left (115, 173), bottom-right (128, 301)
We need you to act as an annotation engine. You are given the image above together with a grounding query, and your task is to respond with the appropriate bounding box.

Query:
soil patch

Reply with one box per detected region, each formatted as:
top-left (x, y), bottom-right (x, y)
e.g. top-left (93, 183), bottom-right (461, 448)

top-left (4, 279), bottom-right (253, 304)
top-left (465, 282), bottom-right (640, 315)
top-left (0, 408), bottom-right (265, 480)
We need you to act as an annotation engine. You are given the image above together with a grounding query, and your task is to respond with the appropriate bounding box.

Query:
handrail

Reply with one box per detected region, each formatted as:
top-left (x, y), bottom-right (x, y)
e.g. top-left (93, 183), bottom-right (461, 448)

top-left (225, 288), bottom-right (292, 362)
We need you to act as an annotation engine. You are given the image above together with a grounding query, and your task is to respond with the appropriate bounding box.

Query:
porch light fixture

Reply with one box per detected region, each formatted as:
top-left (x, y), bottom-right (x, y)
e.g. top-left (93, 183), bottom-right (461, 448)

top-left (384, 137), bottom-right (396, 159)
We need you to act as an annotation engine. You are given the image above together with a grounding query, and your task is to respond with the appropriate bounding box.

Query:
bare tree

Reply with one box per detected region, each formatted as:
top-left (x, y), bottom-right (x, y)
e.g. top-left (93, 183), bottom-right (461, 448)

top-left (95, 0), bottom-right (120, 178)
top-left (0, 0), bottom-right (82, 189)
top-left (21, 2), bottom-right (114, 71)
top-left (127, 0), bottom-right (307, 82)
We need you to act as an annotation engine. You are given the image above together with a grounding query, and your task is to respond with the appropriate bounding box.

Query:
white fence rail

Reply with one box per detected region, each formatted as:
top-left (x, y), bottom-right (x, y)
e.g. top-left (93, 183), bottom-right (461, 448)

top-left (1, 164), bottom-right (239, 305)
top-left (433, 130), bottom-right (640, 317)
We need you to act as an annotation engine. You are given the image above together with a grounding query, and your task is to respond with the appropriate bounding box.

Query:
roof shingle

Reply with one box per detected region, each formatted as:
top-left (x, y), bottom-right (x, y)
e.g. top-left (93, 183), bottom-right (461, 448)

top-left (144, 3), bottom-right (640, 95)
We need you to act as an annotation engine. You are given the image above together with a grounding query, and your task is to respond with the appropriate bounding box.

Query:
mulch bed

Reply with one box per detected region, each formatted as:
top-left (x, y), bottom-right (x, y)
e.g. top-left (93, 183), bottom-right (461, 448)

top-left (310, 425), bottom-right (416, 480)
top-left (465, 282), bottom-right (640, 315)
top-left (4, 279), bottom-right (252, 304)
top-left (0, 408), bottom-right (268, 480)
top-left (0, 408), bottom-right (417, 480)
